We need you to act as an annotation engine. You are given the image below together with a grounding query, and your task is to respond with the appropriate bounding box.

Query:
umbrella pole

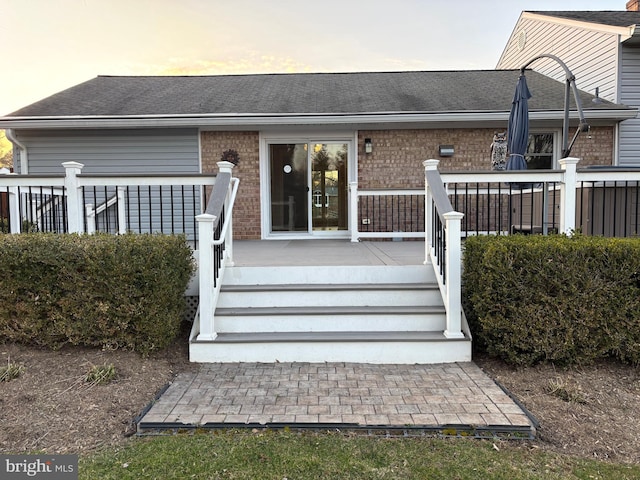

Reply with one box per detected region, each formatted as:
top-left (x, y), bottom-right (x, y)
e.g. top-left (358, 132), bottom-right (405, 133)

top-left (520, 54), bottom-right (591, 159)
top-left (563, 80), bottom-right (571, 158)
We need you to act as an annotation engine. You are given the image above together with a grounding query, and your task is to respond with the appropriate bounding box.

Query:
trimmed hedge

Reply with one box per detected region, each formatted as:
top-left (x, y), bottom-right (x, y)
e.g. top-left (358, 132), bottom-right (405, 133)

top-left (463, 234), bottom-right (640, 366)
top-left (0, 233), bottom-right (194, 354)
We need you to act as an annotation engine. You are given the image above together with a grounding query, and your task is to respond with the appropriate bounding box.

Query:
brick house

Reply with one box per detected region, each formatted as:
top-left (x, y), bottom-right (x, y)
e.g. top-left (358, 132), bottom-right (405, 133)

top-left (1, 70), bottom-right (633, 240)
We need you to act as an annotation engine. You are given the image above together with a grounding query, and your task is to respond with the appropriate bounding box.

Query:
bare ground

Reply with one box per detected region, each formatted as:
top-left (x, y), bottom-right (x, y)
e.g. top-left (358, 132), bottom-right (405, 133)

top-left (1, 338), bottom-right (639, 464)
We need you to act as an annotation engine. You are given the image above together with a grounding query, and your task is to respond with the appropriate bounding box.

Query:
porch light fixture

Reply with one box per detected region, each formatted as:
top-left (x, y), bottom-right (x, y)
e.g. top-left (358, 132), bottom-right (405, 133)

top-left (364, 138), bottom-right (373, 154)
top-left (439, 145), bottom-right (454, 157)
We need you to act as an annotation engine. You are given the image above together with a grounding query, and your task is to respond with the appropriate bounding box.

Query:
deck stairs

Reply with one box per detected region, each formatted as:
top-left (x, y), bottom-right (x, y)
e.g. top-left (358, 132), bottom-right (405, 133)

top-left (189, 263), bottom-right (472, 364)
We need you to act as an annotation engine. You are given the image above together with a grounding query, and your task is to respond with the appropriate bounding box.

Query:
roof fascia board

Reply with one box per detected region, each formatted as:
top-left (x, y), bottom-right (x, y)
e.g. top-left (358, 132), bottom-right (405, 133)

top-left (523, 11), bottom-right (636, 41)
top-left (0, 109), bottom-right (634, 130)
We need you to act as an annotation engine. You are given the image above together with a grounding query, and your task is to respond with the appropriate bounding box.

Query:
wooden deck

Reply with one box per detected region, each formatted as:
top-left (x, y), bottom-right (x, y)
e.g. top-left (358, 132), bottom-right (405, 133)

top-left (230, 239), bottom-right (426, 267)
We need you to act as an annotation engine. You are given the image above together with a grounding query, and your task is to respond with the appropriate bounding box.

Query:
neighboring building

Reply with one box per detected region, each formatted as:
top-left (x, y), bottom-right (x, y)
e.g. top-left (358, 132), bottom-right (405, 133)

top-left (497, 4), bottom-right (640, 166)
top-left (0, 70), bottom-right (634, 240)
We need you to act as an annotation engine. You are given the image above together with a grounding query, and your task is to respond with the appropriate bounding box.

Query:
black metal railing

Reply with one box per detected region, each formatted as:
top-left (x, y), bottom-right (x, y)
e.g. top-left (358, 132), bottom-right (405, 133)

top-left (357, 191), bottom-right (425, 236)
top-left (0, 185), bottom-right (68, 233)
top-left (201, 171), bottom-right (232, 288)
top-left (576, 180), bottom-right (640, 237)
top-left (431, 201), bottom-right (446, 283)
top-left (81, 184), bottom-right (208, 245)
top-left (0, 173), bottom-right (217, 250)
top-left (448, 182), bottom-right (561, 237)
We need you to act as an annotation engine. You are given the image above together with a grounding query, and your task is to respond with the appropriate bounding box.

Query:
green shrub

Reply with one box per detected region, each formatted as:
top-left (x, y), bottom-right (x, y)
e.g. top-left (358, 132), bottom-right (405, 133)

top-left (0, 233), bottom-right (194, 354)
top-left (463, 234), bottom-right (640, 366)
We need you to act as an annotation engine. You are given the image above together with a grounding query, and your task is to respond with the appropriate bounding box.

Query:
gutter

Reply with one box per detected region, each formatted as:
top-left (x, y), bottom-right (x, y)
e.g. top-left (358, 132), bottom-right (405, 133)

top-left (4, 128), bottom-right (27, 173)
top-left (0, 109), bottom-right (636, 130)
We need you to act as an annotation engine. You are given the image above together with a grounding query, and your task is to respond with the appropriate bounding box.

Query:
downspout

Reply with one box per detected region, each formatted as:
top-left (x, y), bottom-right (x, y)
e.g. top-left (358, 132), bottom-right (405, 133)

top-left (5, 129), bottom-right (28, 173)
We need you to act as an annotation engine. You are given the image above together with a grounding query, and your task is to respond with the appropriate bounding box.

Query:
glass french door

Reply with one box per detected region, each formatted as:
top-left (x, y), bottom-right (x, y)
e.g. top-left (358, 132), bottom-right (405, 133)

top-left (269, 142), bottom-right (348, 233)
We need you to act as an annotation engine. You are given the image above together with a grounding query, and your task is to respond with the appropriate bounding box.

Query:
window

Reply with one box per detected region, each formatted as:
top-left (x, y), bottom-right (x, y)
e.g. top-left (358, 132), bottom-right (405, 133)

top-left (525, 133), bottom-right (554, 169)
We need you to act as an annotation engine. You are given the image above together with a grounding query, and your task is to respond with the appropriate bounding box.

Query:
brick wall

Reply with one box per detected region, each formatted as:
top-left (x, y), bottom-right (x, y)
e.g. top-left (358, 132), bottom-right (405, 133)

top-left (357, 127), bottom-right (614, 188)
top-left (199, 127), bottom-right (615, 239)
top-left (200, 131), bottom-right (261, 239)
top-left (566, 126), bottom-right (614, 166)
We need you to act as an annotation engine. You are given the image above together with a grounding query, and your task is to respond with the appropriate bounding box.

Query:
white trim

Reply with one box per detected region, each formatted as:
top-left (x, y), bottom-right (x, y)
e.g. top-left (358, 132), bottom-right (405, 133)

top-left (1, 109), bottom-right (635, 129)
top-left (259, 132), bottom-right (356, 240)
top-left (522, 12), bottom-right (637, 41)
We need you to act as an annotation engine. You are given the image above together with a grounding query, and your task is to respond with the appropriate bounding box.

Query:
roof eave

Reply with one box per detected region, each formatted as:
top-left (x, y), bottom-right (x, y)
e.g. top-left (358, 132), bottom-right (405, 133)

top-left (523, 11), bottom-right (637, 39)
top-left (0, 109), bottom-right (634, 130)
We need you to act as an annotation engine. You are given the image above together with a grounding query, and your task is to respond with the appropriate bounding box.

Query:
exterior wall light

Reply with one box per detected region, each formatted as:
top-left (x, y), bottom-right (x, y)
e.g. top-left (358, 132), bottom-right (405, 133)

top-left (364, 138), bottom-right (373, 154)
top-left (439, 145), bottom-right (454, 157)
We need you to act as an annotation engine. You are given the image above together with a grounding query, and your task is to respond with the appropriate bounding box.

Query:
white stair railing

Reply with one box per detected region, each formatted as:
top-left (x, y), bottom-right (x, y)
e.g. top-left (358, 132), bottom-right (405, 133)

top-left (194, 161), bottom-right (239, 342)
top-left (424, 159), bottom-right (465, 339)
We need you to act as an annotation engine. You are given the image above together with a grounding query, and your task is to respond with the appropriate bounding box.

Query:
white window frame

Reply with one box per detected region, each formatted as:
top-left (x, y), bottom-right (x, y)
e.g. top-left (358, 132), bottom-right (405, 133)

top-left (259, 131), bottom-right (358, 239)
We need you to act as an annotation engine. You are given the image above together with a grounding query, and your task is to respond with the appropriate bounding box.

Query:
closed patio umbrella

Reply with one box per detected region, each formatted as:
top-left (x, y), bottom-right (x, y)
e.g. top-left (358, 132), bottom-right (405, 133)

top-left (506, 74), bottom-right (531, 172)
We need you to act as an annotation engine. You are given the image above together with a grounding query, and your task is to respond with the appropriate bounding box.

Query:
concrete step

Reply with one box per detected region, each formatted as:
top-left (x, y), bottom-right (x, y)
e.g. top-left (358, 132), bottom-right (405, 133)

top-left (190, 331), bottom-right (472, 364)
top-left (217, 283), bottom-right (442, 308)
top-left (214, 305), bottom-right (446, 333)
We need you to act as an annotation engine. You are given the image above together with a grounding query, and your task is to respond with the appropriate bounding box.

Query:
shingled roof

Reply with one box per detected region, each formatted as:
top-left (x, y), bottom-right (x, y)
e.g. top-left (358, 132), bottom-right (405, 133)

top-left (527, 10), bottom-right (640, 28)
top-left (4, 70), bottom-right (628, 119)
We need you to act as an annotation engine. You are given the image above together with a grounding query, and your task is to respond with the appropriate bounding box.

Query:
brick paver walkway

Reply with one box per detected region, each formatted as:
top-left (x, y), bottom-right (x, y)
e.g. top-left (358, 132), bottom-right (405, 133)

top-left (138, 362), bottom-right (535, 437)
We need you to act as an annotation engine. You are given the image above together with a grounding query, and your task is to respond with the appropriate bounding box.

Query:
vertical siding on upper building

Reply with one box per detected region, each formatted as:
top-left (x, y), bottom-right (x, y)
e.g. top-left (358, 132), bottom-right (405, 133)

top-left (15, 128), bottom-right (199, 174)
top-left (497, 15), bottom-right (619, 103)
top-left (619, 46), bottom-right (640, 166)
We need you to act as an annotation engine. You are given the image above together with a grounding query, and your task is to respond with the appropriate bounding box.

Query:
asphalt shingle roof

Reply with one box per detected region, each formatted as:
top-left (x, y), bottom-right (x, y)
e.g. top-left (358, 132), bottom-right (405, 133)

top-left (527, 10), bottom-right (640, 28)
top-left (6, 70), bottom-right (626, 119)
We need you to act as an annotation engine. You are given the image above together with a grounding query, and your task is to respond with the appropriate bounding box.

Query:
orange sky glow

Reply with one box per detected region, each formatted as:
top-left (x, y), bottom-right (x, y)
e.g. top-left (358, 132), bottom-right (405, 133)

top-left (0, 0), bottom-right (628, 116)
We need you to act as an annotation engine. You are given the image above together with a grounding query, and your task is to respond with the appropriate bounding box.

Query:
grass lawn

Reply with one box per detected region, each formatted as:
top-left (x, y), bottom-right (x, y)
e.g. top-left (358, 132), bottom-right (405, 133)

top-left (80, 430), bottom-right (640, 480)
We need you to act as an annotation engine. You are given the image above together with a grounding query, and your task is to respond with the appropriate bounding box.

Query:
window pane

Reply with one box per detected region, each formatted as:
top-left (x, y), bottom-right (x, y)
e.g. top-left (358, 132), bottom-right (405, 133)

top-left (270, 144), bottom-right (308, 231)
top-left (525, 133), bottom-right (554, 169)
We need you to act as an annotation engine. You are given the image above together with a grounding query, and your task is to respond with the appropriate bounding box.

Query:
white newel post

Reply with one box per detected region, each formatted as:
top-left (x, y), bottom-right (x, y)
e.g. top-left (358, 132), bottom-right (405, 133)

top-left (559, 157), bottom-right (579, 236)
top-left (62, 162), bottom-right (84, 233)
top-left (349, 181), bottom-right (359, 242)
top-left (8, 186), bottom-right (20, 233)
top-left (217, 161), bottom-right (235, 266)
top-left (443, 211), bottom-right (465, 339)
top-left (117, 186), bottom-right (127, 234)
top-left (423, 159), bottom-right (439, 265)
top-left (85, 204), bottom-right (96, 234)
top-left (196, 212), bottom-right (217, 341)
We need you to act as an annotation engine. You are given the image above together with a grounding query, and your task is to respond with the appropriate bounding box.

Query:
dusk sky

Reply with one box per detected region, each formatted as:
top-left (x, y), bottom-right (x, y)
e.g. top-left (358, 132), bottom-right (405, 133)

top-left (0, 0), bottom-right (629, 115)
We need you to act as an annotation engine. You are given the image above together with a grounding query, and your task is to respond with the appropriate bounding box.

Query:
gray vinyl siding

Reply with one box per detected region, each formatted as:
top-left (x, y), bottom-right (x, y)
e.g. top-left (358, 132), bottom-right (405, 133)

top-left (15, 128), bottom-right (199, 174)
top-left (13, 128), bottom-right (203, 241)
top-left (619, 46), bottom-right (640, 166)
top-left (498, 16), bottom-right (619, 103)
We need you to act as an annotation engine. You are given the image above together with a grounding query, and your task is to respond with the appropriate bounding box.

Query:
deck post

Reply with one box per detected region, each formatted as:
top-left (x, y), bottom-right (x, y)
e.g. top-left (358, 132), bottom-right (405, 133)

top-left (62, 162), bottom-right (84, 233)
top-left (559, 157), bottom-right (579, 235)
top-left (349, 181), bottom-right (359, 242)
top-left (443, 211), bottom-right (465, 339)
top-left (196, 212), bottom-right (218, 341)
top-left (217, 161), bottom-right (235, 266)
top-left (423, 159), bottom-right (439, 265)
top-left (117, 186), bottom-right (127, 234)
top-left (85, 204), bottom-right (96, 234)
top-left (7, 186), bottom-right (20, 233)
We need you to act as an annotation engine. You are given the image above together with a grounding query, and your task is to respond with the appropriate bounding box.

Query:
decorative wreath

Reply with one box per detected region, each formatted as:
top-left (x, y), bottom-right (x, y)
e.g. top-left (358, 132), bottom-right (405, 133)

top-left (220, 149), bottom-right (240, 166)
